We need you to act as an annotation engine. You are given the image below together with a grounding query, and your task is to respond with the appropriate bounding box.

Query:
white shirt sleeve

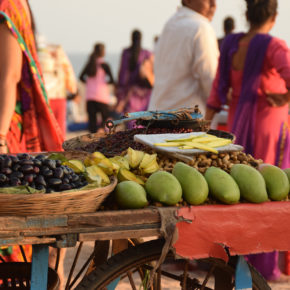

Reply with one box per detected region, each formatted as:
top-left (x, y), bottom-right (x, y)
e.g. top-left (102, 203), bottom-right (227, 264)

top-left (191, 22), bottom-right (219, 101)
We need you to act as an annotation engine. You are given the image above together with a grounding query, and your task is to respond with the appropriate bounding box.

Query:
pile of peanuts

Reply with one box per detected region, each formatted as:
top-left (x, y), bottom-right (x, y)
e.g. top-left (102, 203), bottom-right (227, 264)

top-left (157, 151), bottom-right (262, 174)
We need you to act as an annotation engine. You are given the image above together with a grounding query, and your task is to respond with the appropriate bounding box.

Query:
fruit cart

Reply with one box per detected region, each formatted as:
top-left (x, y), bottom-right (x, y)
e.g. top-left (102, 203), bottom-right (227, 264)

top-left (0, 108), bottom-right (289, 289)
top-left (3, 200), bottom-right (290, 289)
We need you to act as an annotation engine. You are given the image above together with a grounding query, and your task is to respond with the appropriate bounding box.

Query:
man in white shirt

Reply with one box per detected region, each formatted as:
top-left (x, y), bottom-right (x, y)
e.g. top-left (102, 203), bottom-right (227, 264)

top-left (148, 0), bottom-right (219, 115)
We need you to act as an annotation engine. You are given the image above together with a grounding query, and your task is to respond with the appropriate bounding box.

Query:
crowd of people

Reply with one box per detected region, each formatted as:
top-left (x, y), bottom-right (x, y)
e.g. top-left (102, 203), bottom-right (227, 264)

top-left (0, 0), bottom-right (290, 286)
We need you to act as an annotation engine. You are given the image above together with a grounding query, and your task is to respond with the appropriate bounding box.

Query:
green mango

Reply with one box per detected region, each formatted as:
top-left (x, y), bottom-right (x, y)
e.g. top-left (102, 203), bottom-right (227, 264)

top-left (115, 181), bottom-right (148, 209)
top-left (172, 162), bottom-right (208, 205)
top-left (284, 168), bottom-right (290, 193)
top-left (205, 167), bottom-right (240, 204)
top-left (145, 171), bottom-right (182, 205)
top-left (259, 164), bottom-right (289, 201)
top-left (230, 164), bottom-right (268, 203)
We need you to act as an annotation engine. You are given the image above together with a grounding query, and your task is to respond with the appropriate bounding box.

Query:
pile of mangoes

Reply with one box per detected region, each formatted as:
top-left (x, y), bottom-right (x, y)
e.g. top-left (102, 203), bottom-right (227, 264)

top-left (114, 161), bottom-right (290, 209)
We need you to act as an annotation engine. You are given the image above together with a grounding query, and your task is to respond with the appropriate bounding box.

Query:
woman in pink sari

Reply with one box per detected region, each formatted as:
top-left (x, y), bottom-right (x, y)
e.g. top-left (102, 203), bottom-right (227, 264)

top-left (205, 0), bottom-right (290, 282)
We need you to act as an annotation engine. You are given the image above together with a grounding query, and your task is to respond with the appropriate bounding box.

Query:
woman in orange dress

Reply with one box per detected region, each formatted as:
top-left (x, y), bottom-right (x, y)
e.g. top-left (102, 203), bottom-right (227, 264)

top-left (0, 0), bottom-right (63, 262)
top-left (0, 0), bottom-right (63, 154)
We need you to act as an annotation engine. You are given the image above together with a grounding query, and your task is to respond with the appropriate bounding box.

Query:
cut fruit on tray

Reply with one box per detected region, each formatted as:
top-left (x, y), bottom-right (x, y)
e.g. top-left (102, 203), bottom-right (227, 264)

top-left (134, 132), bottom-right (243, 156)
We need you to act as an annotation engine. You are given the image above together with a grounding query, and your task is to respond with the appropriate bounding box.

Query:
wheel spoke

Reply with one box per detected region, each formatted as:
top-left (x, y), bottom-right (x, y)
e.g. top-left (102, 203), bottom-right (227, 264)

top-left (127, 270), bottom-right (137, 290)
top-left (181, 261), bottom-right (189, 290)
top-left (201, 264), bottom-right (216, 290)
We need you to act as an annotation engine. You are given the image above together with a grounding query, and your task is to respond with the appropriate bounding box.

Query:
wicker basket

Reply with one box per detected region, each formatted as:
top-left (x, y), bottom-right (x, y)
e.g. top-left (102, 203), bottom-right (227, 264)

top-left (62, 132), bottom-right (106, 152)
top-left (0, 151), bottom-right (117, 216)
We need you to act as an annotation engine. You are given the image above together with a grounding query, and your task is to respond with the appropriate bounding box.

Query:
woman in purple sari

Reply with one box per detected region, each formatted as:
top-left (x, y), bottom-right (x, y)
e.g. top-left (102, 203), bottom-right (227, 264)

top-left (206, 0), bottom-right (290, 282)
top-left (116, 30), bottom-right (154, 115)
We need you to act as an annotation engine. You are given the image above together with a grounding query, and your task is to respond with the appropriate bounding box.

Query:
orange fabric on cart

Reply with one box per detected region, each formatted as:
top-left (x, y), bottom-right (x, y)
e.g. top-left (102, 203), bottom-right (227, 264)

top-left (174, 202), bottom-right (290, 261)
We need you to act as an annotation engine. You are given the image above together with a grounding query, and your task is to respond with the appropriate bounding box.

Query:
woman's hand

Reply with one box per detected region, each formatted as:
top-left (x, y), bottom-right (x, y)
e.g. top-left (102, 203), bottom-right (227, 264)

top-left (0, 145), bottom-right (8, 154)
top-left (115, 100), bottom-right (126, 114)
top-left (0, 138), bottom-right (7, 154)
top-left (266, 91), bottom-right (290, 107)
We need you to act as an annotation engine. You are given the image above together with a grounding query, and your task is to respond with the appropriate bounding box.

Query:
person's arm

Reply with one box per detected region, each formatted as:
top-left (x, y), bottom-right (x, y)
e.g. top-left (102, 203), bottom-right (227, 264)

top-left (266, 38), bottom-right (290, 107)
top-left (0, 23), bottom-right (22, 153)
top-left (139, 54), bottom-right (155, 87)
top-left (79, 62), bottom-right (89, 83)
top-left (101, 63), bottom-right (115, 84)
top-left (191, 23), bottom-right (219, 102)
top-left (205, 61), bottom-right (223, 122)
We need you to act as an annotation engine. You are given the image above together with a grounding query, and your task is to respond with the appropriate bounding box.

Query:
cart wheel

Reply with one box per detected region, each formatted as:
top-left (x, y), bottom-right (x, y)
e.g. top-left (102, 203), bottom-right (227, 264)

top-left (75, 239), bottom-right (270, 290)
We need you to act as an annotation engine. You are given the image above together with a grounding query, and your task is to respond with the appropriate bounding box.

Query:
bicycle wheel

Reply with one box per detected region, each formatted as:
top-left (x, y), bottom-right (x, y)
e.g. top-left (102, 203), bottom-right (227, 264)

top-left (76, 239), bottom-right (270, 290)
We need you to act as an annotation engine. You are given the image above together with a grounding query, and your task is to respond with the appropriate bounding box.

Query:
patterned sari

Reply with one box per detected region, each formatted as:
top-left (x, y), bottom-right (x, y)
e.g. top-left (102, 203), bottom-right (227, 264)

top-left (0, 0), bottom-right (63, 262)
top-left (0, 0), bottom-right (63, 153)
top-left (208, 32), bottom-right (290, 280)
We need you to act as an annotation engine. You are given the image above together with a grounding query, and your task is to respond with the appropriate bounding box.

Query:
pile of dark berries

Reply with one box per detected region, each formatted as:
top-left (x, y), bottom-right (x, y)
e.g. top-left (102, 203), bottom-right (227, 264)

top-left (0, 154), bottom-right (88, 193)
top-left (80, 127), bottom-right (197, 157)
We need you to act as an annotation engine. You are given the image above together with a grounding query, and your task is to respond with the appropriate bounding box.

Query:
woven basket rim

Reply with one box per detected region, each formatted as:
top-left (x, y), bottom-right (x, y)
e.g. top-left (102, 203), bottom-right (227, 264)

top-left (0, 151), bottom-right (117, 216)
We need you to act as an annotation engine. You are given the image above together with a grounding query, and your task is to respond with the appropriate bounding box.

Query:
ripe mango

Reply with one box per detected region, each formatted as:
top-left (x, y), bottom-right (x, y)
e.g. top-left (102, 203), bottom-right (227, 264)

top-left (145, 171), bottom-right (182, 205)
top-left (205, 167), bottom-right (240, 204)
top-left (230, 164), bottom-right (268, 203)
top-left (259, 164), bottom-right (290, 201)
top-left (172, 162), bottom-right (208, 205)
top-left (115, 181), bottom-right (148, 209)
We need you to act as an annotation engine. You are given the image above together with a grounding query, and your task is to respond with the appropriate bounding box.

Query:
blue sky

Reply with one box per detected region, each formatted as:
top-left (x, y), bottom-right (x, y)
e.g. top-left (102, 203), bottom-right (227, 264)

top-left (30, 0), bottom-right (289, 55)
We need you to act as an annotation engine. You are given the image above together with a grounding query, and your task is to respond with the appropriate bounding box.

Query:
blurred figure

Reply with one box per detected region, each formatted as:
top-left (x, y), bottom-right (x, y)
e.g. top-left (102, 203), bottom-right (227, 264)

top-left (218, 16), bottom-right (235, 50)
top-left (80, 43), bottom-right (115, 133)
top-left (0, 0), bottom-right (63, 155)
top-left (148, 0), bottom-right (218, 115)
top-left (116, 29), bottom-right (154, 115)
top-left (38, 41), bottom-right (78, 137)
top-left (206, 0), bottom-right (290, 281)
top-left (0, 0), bottom-right (63, 275)
top-left (67, 94), bottom-right (88, 132)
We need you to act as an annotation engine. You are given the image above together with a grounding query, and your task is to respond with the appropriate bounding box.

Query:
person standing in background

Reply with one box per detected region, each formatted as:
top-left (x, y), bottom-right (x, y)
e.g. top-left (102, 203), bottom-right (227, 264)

top-left (218, 16), bottom-right (235, 50)
top-left (148, 0), bottom-right (218, 116)
top-left (38, 42), bottom-right (78, 138)
top-left (80, 43), bottom-right (115, 133)
top-left (206, 0), bottom-right (290, 281)
top-left (116, 29), bottom-right (154, 115)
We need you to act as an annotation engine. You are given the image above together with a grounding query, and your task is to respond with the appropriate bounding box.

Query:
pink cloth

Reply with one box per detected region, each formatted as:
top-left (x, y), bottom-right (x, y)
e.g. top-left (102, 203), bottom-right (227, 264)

top-left (208, 37), bottom-right (290, 165)
top-left (85, 59), bottom-right (111, 104)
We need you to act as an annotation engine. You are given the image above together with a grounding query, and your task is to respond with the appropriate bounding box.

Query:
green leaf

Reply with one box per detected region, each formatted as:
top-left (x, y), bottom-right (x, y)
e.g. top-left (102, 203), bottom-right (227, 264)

top-left (47, 153), bottom-right (68, 162)
top-left (0, 186), bottom-right (45, 194)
